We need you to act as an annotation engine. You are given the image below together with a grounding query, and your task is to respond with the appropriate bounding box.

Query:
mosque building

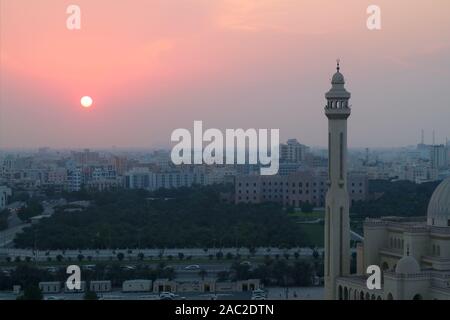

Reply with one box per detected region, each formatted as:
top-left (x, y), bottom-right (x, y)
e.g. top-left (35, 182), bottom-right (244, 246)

top-left (324, 62), bottom-right (450, 300)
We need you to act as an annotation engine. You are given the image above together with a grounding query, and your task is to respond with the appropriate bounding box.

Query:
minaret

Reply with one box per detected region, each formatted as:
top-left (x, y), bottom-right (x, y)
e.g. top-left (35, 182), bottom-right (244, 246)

top-left (324, 60), bottom-right (351, 300)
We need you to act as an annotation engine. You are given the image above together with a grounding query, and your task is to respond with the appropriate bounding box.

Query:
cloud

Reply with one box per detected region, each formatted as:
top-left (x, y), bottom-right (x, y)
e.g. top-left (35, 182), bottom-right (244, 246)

top-left (214, 0), bottom-right (293, 32)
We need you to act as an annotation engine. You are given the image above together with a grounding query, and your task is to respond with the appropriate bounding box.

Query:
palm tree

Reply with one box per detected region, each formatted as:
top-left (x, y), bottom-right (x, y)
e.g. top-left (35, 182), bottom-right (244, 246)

top-left (138, 252), bottom-right (145, 261)
top-left (198, 269), bottom-right (208, 280)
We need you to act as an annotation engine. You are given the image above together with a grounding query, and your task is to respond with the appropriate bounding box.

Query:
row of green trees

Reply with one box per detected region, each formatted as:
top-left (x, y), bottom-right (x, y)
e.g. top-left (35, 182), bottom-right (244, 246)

top-left (0, 263), bottom-right (176, 293)
top-left (351, 179), bottom-right (440, 217)
top-left (229, 259), bottom-right (317, 287)
top-left (14, 186), bottom-right (314, 250)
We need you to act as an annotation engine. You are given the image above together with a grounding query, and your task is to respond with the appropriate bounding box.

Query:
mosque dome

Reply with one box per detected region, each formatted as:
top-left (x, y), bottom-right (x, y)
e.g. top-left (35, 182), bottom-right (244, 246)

top-left (427, 177), bottom-right (450, 227)
top-left (331, 70), bottom-right (345, 85)
top-left (395, 256), bottom-right (421, 274)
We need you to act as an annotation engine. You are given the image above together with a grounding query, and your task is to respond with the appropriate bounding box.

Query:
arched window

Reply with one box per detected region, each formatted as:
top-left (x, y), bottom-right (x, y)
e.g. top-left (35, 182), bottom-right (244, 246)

top-left (381, 262), bottom-right (389, 271)
top-left (413, 294), bottom-right (423, 300)
top-left (344, 287), bottom-right (349, 300)
top-left (365, 292), bottom-right (370, 300)
top-left (354, 290), bottom-right (358, 300)
top-left (360, 291), bottom-right (364, 300)
top-left (371, 294), bottom-right (376, 300)
top-left (338, 285), bottom-right (343, 300)
top-left (387, 293), bottom-right (394, 300)
top-left (377, 296), bottom-right (382, 300)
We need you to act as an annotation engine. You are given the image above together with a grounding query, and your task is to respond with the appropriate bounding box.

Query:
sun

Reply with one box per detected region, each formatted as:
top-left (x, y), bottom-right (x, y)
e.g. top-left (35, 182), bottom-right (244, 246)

top-left (80, 96), bottom-right (93, 108)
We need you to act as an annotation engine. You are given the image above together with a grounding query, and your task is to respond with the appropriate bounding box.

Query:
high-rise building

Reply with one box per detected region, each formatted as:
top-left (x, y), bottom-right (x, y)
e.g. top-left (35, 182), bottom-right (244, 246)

top-left (280, 139), bottom-right (309, 163)
top-left (324, 61), bottom-right (351, 300)
top-left (430, 144), bottom-right (448, 169)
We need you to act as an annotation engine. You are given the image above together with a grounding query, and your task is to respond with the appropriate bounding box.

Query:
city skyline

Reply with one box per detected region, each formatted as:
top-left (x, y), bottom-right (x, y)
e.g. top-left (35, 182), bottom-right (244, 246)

top-left (1, 0), bottom-right (450, 149)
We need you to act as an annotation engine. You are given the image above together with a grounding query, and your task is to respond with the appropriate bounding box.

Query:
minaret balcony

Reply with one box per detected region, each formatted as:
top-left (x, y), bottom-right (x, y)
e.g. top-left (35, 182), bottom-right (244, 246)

top-left (325, 106), bottom-right (351, 120)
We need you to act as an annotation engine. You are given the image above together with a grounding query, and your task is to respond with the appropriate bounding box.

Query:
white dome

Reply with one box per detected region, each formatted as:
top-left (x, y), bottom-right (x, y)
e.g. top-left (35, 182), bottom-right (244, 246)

top-left (427, 177), bottom-right (450, 227)
top-left (395, 256), bottom-right (421, 274)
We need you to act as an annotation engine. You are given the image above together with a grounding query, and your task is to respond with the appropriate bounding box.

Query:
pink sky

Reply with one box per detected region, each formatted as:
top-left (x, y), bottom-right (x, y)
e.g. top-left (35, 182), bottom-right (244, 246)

top-left (1, 0), bottom-right (449, 149)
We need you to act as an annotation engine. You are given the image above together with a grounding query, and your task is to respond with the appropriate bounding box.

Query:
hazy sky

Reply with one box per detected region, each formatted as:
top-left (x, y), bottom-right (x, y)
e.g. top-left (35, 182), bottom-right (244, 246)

top-left (1, 0), bottom-right (449, 149)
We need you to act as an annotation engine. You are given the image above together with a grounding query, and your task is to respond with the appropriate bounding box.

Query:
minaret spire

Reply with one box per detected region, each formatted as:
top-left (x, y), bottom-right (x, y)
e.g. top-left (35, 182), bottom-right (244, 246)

top-left (324, 60), bottom-right (351, 300)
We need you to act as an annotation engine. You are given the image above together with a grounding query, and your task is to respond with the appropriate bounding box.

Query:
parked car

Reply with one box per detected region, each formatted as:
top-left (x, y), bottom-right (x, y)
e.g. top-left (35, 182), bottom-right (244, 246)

top-left (240, 261), bottom-right (252, 267)
top-left (45, 296), bottom-right (65, 300)
top-left (159, 292), bottom-right (177, 300)
top-left (184, 265), bottom-right (200, 271)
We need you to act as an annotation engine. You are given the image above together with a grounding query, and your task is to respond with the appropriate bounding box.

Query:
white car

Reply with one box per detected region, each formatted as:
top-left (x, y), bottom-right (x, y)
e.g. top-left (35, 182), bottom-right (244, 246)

top-left (251, 295), bottom-right (266, 300)
top-left (184, 265), bottom-right (200, 270)
top-left (45, 296), bottom-right (65, 300)
top-left (159, 292), bottom-right (177, 300)
top-left (160, 292), bottom-right (176, 298)
top-left (46, 267), bottom-right (58, 273)
top-left (252, 289), bottom-right (265, 295)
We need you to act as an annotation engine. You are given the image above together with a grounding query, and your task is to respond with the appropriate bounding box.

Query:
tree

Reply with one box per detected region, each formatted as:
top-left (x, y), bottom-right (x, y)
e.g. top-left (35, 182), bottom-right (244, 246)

top-left (198, 269), bottom-right (208, 280)
top-left (13, 186), bottom-right (311, 250)
top-left (77, 254), bottom-right (84, 262)
top-left (230, 262), bottom-right (251, 281)
top-left (312, 249), bottom-right (319, 259)
top-left (138, 252), bottom-right (145, 261)
top-left (84, 290), bottom-right (98, 300)
top-left (117, 252), bottom-right (125, 261)
top-left (301, 202), bottom-right (313, 213)
top-left (178, 252), bottom-right (184, 261)
top-left (217, 271), bottom-right (230, 281)
top-left (17, 199), bottom-right (44, 222)
top-left (56, 255), bottom-right (63, 262)
top-left (216, 252), bottom-right (224, 260)
top-left (291, 261), bottom-right (313, 286)
top-left (17, 285), bottom-right (43, 300)
top-left (0, 209), bottom-right (9, 231)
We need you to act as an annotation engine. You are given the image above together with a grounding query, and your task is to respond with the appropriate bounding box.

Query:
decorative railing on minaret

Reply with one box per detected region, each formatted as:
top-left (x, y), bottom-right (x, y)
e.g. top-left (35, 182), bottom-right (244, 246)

top-left (324, 60), bottom-right (351, 300)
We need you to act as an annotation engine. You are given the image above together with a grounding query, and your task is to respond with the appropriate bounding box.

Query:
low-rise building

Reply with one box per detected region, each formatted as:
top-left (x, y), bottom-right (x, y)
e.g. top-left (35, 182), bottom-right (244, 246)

top-left (235, 171), bottom-right (368, 207)
top-left (90, 280), bottom-right (112, 293)
top-left (39, 281), bottom-right (61, 294)
top-left (122, 280), bottom-right (153, 292)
